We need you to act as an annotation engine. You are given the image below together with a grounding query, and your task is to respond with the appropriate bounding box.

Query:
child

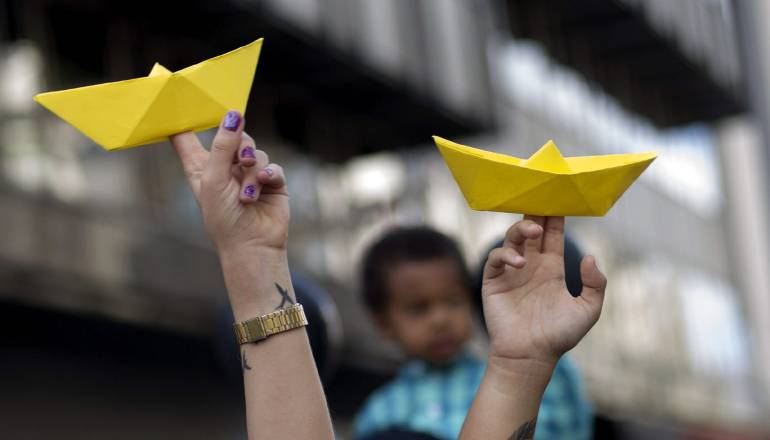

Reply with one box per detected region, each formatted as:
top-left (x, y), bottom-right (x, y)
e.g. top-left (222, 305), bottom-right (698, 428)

top-left (353, 226), bottom-right (592, 440)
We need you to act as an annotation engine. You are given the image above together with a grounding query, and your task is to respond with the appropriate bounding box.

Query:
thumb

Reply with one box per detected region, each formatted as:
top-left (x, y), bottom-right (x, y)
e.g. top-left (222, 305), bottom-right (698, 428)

top-left (579, 255), bottom-right (607, 303)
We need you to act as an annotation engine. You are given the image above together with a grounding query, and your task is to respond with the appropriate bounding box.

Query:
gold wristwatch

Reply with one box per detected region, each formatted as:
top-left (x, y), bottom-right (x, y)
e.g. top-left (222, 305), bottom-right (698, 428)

top-left (233, 303), bottom-right (308, 344)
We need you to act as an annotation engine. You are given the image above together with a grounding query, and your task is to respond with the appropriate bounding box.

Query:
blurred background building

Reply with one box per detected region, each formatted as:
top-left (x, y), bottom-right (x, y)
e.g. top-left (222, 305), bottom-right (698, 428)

top-left (1, 0), bottom-right (769, 438)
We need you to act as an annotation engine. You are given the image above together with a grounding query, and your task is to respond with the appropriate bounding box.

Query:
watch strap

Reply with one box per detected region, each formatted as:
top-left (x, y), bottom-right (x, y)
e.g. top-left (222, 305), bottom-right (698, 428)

top-left (233, 303), bottom-right (308, 344)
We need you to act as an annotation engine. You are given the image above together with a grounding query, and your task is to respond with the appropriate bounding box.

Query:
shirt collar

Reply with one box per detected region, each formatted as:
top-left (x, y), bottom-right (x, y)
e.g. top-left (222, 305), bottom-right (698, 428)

top-left (400, 351), bottom-right (479, 378)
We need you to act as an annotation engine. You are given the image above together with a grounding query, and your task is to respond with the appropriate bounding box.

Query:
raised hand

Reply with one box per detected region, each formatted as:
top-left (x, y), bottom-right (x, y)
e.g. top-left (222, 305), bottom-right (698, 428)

top-left (169, 112), bottom-right (334, 439)
top-left (481, 216), bottom-right (607, 367)
top-left (169, 110), bottom-right (289, 255)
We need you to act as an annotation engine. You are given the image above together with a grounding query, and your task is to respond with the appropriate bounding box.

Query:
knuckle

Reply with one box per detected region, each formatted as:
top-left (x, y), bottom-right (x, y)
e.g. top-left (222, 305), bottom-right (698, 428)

top-left (187, 168), bottom-right (203, 183)
top-left (211, 140), bottom-right (232, 155)
top-left (254, 150), bottom-right (269, 164)
top-left (200, 171), bottom-right (216, 187)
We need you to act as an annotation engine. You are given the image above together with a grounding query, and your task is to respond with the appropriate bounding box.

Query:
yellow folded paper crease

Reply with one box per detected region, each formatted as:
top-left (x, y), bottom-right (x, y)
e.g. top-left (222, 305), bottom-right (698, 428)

top-left (433, 136), bottom-right (657, 216)
top-left (33, 39), bottom-right (263, 151)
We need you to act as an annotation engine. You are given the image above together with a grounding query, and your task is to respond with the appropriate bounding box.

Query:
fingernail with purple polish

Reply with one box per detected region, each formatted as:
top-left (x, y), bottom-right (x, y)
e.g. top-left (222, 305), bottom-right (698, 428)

top-left (241, 147), bottom-right (256, 159)
top-left (224, 111), bottom-right (241, 131)
top-left (263, 167), bottom-right (273, 177)
top-left (243, 184), bottom-right (256, 198)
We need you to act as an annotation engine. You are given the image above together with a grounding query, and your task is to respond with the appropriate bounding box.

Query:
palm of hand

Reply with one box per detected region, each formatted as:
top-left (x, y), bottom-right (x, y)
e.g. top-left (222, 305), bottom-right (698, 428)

top-left (200, 171), bottom-right (289, 252)
top-left (481, 216), bottom-right (606, 364)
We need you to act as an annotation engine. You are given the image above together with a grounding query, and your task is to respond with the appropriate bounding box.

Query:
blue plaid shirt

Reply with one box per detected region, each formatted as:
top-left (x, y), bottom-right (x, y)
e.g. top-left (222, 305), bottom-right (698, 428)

top-left (352, 353), bottom-right (592, 440)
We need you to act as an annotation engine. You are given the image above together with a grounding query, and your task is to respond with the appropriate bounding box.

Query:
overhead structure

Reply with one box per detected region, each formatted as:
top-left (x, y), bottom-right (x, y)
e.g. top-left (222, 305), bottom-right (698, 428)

top-left (505, 0), bottom-right (745, 126)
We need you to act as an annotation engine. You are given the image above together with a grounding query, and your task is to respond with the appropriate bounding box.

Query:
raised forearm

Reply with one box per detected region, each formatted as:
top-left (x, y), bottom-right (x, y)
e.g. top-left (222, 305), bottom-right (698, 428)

top-left (459, 357), bottom-right (554, 440)
top-left (221, 248), bottom-right (334, 440)
top-left (170, 115), bottom-right (332, 438)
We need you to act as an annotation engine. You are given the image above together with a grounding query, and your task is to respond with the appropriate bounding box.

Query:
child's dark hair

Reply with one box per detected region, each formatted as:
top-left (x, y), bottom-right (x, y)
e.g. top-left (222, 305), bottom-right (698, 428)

top-left (361, 226), bottom-right (472, 314)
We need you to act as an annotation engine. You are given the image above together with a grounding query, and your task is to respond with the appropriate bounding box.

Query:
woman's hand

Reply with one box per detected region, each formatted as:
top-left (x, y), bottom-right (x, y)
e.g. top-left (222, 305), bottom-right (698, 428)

top-left (169, 110), bottom-right (289, 257)
top-left (170, 110), bottom-right (292, 316)
top-left (481, 216), bottom-right (607, 370)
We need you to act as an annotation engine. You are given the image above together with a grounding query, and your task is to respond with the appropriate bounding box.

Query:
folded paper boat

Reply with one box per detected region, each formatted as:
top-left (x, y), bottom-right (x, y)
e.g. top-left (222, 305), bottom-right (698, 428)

top-left (33, 39), bottom-right (263, 151)
top-left (433, 136), bottom-right (657, 216)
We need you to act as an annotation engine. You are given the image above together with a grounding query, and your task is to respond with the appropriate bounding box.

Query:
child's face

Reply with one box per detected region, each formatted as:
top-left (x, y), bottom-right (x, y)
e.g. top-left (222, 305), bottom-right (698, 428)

top-left (378, 258), bottom-right (473, 366)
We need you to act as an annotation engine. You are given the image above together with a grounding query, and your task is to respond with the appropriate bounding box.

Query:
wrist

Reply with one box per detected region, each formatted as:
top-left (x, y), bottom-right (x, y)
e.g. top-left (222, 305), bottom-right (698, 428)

top-left (218, 246), bottom-right (293, 321)
top-left (218, 244), bottom-right (288, 267)
top-left (209, 227), bottom-right (288, 257)
top-left (486, 354), bottom-right (557, 393)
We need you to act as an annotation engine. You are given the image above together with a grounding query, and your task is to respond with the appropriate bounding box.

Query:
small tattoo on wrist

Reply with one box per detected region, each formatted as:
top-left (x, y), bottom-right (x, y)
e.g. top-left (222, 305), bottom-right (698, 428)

top-left (241, 350), bottom-right (252, 373)
top-left (275, 283), bottom-right (296, 310)
top-left (509, 419), bottom-right (536, 440)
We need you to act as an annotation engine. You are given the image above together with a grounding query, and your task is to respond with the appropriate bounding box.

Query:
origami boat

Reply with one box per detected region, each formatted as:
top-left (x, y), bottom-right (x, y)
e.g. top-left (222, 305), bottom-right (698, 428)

top-left (34, 39), bottom-right (263, 151)
top-left (433, 136), bottom-right (657, 216)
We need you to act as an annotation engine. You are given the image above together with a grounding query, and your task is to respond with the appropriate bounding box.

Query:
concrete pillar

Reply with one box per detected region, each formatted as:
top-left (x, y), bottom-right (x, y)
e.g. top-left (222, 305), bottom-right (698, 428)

top-left (717, 117), bottom-right (770, 407)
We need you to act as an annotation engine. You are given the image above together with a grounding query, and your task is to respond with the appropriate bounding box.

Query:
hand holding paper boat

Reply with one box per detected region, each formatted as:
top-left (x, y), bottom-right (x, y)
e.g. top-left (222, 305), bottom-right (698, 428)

top-left (433, 136), bottom-right (656, 216)
top-left (34, 39), bottom-right (263, 151)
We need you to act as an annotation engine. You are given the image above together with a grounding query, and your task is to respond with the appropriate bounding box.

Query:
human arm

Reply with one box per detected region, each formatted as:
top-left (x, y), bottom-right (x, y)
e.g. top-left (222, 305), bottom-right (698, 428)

top-left (459, 216), bottom-right (607, 439)
top-left (170, 111), bottom-right (334, 439)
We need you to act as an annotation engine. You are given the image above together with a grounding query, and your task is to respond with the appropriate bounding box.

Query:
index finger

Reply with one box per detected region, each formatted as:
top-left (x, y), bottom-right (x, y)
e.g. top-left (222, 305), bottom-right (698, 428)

top-left (523, 215), bottom-right (545, 254)
top-left (503, 219), bottom-right (543, 255)
top-left (206, 110), bottom-right (244, 187)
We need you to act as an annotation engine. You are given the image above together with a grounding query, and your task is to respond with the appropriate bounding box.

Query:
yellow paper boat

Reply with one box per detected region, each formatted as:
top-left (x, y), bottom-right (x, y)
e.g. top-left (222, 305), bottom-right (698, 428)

top-left (433, 136), bottom-right (657, 216)
top-left (34, 39), bottom-right (263, 151)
